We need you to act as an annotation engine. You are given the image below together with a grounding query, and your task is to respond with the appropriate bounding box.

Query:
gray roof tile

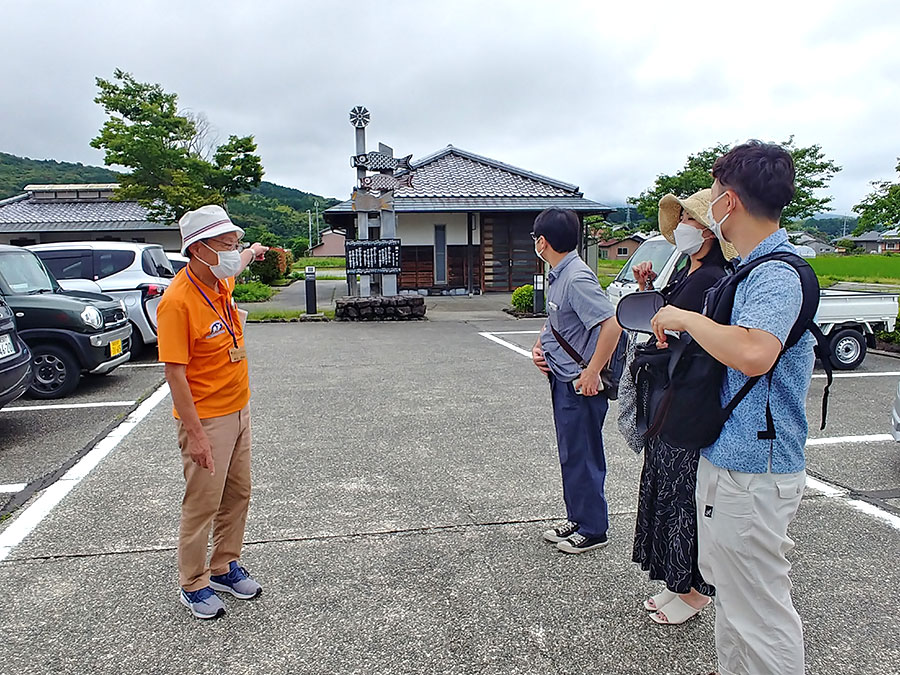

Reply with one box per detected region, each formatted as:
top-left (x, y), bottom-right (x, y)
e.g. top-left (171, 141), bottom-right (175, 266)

top-left (327, 146), bottom-right (611, 214)
top-left (0, 195), bottom-right (150, 224)
top-left (327, 195), bottom-right (610, 214)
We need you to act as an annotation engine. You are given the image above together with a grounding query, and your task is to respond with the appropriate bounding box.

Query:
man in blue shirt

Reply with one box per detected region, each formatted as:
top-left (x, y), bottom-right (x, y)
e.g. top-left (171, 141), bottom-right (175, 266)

top-left (530, 208), bottom-right (621, 554)
top-left (650, 141), bottom-right (812, 675)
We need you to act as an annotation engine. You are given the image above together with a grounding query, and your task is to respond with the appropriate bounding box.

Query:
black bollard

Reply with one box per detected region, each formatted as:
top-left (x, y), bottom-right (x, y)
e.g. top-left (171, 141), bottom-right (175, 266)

top-left (533, 273), bottom-right (545, 314)
top-left (305, 266), bottom-right (317, 315)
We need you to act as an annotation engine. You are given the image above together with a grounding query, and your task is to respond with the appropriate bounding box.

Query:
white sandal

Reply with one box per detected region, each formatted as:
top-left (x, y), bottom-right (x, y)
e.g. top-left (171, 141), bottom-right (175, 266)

top-left (643, 588), bottom-right (678, 611)
top-left (649, 596), bottom-right (711, 625)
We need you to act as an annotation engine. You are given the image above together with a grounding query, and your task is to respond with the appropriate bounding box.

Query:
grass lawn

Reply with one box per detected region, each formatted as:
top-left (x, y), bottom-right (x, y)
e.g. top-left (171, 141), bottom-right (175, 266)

top-left (293, 256), bottom-right (345, 269)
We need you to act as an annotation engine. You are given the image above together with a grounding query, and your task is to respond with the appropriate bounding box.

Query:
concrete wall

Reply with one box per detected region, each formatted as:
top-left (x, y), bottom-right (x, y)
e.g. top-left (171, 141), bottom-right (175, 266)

top-left (396, 212), bottom-right (481, 246)
top-left (0, 229), bottom-right (183, 250)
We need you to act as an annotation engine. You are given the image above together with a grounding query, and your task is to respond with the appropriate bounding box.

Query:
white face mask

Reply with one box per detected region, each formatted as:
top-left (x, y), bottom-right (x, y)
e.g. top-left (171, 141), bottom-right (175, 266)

top-left (201, 242), bottom-right (243, 279)
top-left (534, 238), bottom-right (545, 263)
top-left (706, 192), bottom-right (732, 243)
top-left (673, 223), bottom-right (706, 256)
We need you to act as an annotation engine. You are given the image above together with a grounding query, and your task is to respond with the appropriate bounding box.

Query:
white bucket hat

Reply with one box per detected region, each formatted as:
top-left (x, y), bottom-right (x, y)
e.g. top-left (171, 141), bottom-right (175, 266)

top-left (179, 205), bottom-right (244, 255)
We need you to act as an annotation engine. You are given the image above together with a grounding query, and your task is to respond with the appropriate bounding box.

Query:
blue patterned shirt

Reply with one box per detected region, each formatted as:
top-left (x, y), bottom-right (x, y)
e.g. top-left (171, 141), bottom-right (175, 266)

top-left (702, 229), bottom-right (815, 473)
top-left (541, 251), bottom-right (616, 382)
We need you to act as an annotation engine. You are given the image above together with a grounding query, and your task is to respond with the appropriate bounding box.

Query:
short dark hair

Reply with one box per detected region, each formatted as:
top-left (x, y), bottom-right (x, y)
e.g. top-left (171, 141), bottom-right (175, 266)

top-left (533, 208), bottom-right (580, 252)
top-left (712, 140), bottom-right (795, 222)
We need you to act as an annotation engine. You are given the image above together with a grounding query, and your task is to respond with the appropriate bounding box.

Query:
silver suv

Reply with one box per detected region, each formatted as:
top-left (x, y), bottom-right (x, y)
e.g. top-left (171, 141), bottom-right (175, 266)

top-left (28, 242), bottom-right (174, 356)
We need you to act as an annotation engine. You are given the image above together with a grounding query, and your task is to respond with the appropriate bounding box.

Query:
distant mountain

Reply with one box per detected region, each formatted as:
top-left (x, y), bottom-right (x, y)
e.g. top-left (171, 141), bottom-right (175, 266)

top-left (0, 151), bottom-right (339, 243)
top-left (0, 152), bottom-right (119, 198)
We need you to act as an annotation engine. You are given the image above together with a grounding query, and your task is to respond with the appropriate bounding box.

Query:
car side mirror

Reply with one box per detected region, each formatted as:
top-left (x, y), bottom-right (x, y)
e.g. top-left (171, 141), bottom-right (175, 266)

top-left (616, 291), bottom-right (665, 334)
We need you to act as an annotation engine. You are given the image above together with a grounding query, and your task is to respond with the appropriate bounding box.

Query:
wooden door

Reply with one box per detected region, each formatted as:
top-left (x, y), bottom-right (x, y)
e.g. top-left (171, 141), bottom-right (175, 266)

top-left (482, 215), bottom-right (540, 291)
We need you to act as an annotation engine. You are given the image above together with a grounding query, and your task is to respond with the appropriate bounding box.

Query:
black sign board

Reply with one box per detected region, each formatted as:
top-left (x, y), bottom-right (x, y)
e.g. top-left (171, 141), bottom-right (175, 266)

top-left (345, 239), bottom-right (401, 274)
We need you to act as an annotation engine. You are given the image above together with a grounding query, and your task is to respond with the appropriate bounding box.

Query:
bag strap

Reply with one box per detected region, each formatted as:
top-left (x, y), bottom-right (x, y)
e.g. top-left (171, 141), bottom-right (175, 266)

top-left (549, 323), bottom-right (589, 369)
top-left (713, 250), bottom-right (832, 435)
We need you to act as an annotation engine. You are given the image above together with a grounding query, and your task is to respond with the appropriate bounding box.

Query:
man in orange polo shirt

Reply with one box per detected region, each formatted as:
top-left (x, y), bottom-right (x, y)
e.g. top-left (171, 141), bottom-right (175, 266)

top-left (157, 204), bottom-right (268, 620)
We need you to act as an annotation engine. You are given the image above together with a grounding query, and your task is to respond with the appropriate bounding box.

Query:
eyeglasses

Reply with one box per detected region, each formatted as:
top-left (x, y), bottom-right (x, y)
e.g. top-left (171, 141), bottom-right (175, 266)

top-left (207, 239), bottom-right (248, 252)
top-left (530, 232), bottom-right (538, 241)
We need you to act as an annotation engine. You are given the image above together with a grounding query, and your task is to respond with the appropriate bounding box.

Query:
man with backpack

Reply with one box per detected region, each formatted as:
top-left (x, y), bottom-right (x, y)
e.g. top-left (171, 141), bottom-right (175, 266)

top-left (649, 141), bottom-right (814, 674)
top-left (530, 208), bottom-right (622, 554)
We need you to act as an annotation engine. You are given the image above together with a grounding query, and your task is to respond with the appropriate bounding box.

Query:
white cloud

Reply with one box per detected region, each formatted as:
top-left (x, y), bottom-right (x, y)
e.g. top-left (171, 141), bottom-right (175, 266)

top-left (1, 0), bottom-right (898, 214)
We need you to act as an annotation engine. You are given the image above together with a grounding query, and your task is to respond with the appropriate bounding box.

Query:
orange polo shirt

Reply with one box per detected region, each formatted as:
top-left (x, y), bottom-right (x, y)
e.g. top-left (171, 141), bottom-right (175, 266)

top-left (156, 268), bottom-right (250, 419)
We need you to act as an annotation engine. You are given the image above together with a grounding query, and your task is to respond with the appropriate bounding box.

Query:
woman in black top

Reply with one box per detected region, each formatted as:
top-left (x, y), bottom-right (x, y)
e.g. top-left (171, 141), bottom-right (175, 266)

top-left (630, 188), bottom-right (736, 624)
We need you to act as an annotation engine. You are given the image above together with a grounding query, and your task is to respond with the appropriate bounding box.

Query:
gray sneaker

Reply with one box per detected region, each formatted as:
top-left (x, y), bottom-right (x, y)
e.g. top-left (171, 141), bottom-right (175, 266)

top-left (180, 586), bottom-right (226, 620)
top-left (209, 561), bottom-right (262, 600)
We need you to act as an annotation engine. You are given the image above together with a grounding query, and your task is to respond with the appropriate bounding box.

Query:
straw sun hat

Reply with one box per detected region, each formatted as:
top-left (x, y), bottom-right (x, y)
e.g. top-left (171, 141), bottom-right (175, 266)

top-left (658, 188), bottom-right (739, 260)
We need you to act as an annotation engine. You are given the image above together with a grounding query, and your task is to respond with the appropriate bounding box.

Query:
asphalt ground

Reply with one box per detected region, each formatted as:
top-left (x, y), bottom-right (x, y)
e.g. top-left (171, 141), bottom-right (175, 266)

top-left (0, 313), bottom-right (898, 674)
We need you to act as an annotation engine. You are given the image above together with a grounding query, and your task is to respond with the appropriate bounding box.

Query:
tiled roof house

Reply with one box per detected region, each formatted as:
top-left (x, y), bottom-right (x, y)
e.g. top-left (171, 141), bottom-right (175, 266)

top-left (0, 184), bottom-right (181, 250)
top-left (325, 145), bottom-right (612, 293)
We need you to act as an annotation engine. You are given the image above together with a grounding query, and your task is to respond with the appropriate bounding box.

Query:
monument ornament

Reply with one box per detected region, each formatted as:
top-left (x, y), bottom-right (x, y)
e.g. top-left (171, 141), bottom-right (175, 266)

top-left (359, 173), bottom-right (414, 192)
top-left (351, 152), bottom-right (413, 172)
top-left (349, 106), bottom-right (370, 128)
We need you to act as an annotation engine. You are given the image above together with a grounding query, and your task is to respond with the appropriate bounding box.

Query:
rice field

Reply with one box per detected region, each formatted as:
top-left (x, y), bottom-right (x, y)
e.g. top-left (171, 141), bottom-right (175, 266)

top-left (808, 255), bottom-right (900, 282)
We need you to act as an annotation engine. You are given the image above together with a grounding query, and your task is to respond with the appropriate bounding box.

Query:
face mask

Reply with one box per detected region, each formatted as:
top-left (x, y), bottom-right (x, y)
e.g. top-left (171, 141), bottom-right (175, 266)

top-left (706, 192), bottom-right (732, 243)
top-left (201, 242), bottom-right (243, 279)
top-left (673, 223), bottom-right (705, 255)
top-left (534, 239), bottom-right (545, 262)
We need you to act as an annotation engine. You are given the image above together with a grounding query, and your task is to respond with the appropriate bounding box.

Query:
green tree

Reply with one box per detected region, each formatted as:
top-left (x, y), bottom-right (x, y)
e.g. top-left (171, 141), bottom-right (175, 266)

top-left (90, 69), bottom-right (263, 222)
top-left (853, 158), bottom-right (900, 234)
top-left (630, 138), bottom-right (840, 228)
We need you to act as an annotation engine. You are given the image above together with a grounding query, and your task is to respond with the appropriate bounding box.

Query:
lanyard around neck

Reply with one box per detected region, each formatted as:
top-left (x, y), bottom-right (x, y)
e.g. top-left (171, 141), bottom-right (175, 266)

top-left (185, 268), bottom-right (238, 348)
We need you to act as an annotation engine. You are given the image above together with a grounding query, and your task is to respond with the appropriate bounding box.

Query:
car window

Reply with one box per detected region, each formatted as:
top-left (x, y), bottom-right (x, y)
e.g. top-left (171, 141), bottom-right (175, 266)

top-left (615, 240), bottom-right (678, 283)
top-left (142, 248), bottom-right (175, 278)
top-left (93, 250), bottom-right (135, 279)
top-left (38, 253), bottom-right (91, 280)
top-left (0, 250), bottom-right (56, 294)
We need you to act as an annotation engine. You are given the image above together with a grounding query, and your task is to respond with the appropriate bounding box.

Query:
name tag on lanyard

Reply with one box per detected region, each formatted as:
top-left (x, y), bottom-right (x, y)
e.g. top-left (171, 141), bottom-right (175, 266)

top-left (229, 345), bottom-right (247, 362)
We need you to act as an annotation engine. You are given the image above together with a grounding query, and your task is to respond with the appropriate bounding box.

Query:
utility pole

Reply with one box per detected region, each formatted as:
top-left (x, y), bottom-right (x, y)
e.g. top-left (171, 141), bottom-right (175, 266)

top-left (307, 210), bottom-right (312, 254)
top-left (314, 200), bottom-right (319, 244)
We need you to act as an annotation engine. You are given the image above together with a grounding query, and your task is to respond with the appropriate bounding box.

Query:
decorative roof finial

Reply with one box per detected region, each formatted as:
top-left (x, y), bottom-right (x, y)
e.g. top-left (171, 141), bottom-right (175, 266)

top-left (349, 106), bottom-right (370, 128)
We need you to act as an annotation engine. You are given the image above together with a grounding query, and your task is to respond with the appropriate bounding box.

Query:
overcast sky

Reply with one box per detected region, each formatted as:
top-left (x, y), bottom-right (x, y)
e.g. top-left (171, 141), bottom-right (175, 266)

top-left (2, 0), bottom-right (899, 215)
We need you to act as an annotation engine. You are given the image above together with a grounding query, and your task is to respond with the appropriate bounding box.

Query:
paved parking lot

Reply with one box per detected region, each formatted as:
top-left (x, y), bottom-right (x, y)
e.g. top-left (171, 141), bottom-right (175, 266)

top-left (0, 311), bottom-right (898, 674)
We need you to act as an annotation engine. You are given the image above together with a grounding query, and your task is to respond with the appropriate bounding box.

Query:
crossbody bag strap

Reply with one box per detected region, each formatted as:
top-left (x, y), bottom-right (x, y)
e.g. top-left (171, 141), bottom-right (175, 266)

top-left (549, 324), bottom-right (589, 369)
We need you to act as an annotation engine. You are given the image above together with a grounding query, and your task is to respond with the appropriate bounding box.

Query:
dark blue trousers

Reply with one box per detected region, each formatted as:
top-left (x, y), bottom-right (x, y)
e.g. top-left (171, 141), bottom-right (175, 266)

top-left (549, 375), bottom-right (610, 538)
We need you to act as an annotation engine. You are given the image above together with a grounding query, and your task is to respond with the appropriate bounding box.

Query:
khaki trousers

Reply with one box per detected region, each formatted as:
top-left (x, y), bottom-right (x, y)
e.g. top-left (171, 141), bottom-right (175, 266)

top-left (176, 406), bottom-right (251, 591)
top-left (695, 456), bottom-right (806, 675)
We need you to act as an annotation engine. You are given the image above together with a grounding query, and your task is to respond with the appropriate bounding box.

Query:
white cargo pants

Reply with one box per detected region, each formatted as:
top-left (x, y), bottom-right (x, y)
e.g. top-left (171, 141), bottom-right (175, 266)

top-left (695, 456), bottom-right (806, 675)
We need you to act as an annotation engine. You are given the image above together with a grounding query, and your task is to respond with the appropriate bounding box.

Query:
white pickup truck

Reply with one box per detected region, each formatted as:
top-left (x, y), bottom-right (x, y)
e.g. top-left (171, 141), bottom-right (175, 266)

top-left (605, 235), bottom-right (899, 370)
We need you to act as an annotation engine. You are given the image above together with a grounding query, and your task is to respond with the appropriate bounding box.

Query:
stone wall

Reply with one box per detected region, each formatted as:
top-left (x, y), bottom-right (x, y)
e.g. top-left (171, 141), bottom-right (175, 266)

top-left (335, 295), bottom-right (426, 321)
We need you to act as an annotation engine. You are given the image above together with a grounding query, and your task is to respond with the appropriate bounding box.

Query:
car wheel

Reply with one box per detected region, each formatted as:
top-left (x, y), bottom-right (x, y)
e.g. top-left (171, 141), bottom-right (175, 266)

top-left (129, 323), bottom-right (144, 360)
top-left (28, 345), bottom-right (80, 399)
top-left (829, 328), bottom-right (866, 370)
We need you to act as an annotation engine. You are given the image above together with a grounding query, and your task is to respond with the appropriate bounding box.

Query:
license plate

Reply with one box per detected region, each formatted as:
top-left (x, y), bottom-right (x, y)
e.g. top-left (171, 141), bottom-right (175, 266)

top-left (0, 334), bottom-right (15, 359)
top-left (110, 339), bottom-right (123, 357)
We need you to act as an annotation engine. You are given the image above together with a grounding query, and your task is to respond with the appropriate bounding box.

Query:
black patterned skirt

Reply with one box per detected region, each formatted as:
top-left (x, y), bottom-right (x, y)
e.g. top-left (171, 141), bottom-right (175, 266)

top-left (632, 436), bottom-right (715, 596)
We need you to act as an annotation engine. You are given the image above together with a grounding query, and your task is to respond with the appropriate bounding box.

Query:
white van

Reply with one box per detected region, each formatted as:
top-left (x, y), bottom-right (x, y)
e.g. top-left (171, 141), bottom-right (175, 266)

top-left (606, 235), bottom-right (899, 370)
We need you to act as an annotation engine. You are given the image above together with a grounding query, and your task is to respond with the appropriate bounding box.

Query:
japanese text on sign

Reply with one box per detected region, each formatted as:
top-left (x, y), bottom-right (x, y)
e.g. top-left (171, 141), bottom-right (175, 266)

top-left (345, 239), bottom-right (401, 274)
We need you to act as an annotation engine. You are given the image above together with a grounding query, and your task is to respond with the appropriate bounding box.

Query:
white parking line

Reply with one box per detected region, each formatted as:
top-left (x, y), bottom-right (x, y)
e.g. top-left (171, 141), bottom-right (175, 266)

top-left (478, 332), bottom-right (532, 358)
top-left (807, 433), bottom-right (894, 446)
top-left (487, 331), bottom-right (542, 335)
top-left (0, 483), bottom-right (27, 493)
top-left (479, 331), bottom-right (900, 531)
top-left (813, 371), bottom-right (900, 379)
top-left (1, 401), bottom-right (136, 412)
top-left (0, 383), bottom-right (170, 562)
top-left (121, 363), bottom-right (164, 368)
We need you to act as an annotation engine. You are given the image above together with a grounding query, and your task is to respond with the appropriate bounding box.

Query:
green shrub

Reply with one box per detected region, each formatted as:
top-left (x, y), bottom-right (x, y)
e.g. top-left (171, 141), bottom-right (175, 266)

top-left (233, 281), bottom-right (275, 303)
top-left (251, 247), bottom-right (288, 284)
top-left (511, 284), bottom-right (535, 312)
